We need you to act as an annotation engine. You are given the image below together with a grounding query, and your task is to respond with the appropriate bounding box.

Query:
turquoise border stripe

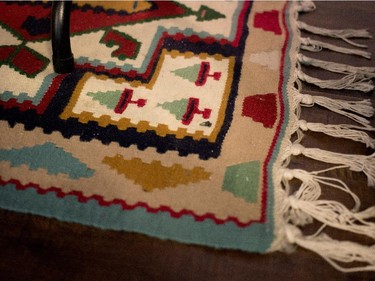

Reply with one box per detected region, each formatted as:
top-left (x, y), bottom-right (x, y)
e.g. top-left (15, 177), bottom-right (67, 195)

top-left (0, 183), bottom-right (272, 252)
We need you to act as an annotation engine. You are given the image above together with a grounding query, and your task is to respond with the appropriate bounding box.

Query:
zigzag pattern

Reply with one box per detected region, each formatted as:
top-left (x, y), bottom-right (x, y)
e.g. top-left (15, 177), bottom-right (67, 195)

top-left (0, 177), bottom-right (265, 227)
top-left (0, 2), bottom-right (254, 158)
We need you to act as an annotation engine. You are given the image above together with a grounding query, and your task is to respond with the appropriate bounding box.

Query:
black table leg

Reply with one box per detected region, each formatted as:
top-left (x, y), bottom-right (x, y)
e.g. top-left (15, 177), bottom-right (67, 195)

top-left (51, 1), bottom-right (74, 73)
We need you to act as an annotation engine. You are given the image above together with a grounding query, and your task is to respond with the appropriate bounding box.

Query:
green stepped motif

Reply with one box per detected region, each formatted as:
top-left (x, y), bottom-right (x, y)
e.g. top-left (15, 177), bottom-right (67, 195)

top-left (0, 142), bottom-right (95, 179)
top-left (87, 90), bottom-right (123, 110)
top-left (158, 99), bottom-right (189, 120)
top-left (222, 161), bottom-right (260, 203)
top-left (171, 64), bottom-right (200, 83)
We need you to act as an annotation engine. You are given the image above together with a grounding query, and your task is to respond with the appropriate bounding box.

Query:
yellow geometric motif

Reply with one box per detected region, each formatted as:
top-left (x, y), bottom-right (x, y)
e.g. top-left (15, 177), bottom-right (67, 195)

top-left (103, 155), bottom-right (211, 191)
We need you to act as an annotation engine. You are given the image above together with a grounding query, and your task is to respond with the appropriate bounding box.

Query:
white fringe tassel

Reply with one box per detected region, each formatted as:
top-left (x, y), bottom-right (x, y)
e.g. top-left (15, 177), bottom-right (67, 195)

top-left (300, 37), bottom-right (371, 59)
top-left (296, 69), bottom-right (374, 92)
top-left (287, 195), bottom-right (375, 238)
top-left (297, 21), bottom-right (372, 48)
top-left (286, 226), bottom-right (375, 272)
top-left (289, 143), bottom-right (375, 187)
top-left (297, 93), bottom-right (374, 128)
top-left (282, 167), bottom-right (361, 212)
top-left (276, 0), bottom-right (375, 272)
top-left (295, 0), bottom-right (316, 13)
top-left (297, 54), bottom-right (375, 78)
top-left (298, 120), bottom-right (375, 148)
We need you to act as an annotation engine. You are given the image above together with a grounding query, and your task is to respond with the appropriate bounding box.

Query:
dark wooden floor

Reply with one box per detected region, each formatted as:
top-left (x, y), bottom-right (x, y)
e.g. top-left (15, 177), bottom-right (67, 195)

top-left (1, 2), bottom-right (374, 280)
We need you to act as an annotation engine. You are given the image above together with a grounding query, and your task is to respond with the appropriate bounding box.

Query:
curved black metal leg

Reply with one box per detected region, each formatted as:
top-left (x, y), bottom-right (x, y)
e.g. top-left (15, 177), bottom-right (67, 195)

top-left (51, 1), bottom-right (74, 73)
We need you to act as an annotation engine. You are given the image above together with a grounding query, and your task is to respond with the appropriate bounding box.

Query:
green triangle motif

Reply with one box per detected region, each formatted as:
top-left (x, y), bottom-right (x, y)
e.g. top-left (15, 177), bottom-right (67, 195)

top-left (222, 161), bottom-right (260, 203)
top-left (87, 90), bottom-right (122, 110)
top-left (196, 5), bottom-right (226, 22)
top-left (158, 99), bottom-right (189, 120)
top-left (171, 64), bottom-right (200, 83)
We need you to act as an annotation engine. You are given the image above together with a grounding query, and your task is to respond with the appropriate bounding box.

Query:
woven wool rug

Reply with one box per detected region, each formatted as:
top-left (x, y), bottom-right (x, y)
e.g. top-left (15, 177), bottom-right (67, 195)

top-left (1, 1), bottom-right (374, 272)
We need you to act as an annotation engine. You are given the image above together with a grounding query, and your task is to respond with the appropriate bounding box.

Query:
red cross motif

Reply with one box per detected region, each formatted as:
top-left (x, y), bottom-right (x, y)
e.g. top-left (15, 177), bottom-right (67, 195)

top-left (182, 97), bottom-right (212, 125)
top-left (195, 61), bottom-right (221, 86)
top-left (115, 88), bottom-right (147, 114)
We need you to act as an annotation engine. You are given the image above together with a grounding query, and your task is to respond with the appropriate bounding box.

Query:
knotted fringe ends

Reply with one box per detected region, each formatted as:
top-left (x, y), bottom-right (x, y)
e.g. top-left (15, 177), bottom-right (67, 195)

top-left (272, 1), bottom-right (375, 272)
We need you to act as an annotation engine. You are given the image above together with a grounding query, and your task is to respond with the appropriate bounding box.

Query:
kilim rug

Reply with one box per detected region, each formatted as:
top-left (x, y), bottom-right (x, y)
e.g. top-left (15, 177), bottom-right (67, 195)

top-left (0, 0), bottom-right (374, 272)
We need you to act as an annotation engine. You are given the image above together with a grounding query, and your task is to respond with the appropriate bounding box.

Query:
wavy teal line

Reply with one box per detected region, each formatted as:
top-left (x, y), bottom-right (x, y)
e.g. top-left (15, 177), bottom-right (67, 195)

top-left (0, 73), bottom-right (57, 105)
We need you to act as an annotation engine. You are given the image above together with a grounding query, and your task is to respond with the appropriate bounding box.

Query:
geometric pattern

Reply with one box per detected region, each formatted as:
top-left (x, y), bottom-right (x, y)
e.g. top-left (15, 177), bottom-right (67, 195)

top-left (222, 161), bottom-right (261, 203)
top-left (59, 51), bottom-right (236, 159)
top-left (0, 142), bottom-right (94, 179)
top-left (242, 93), bottom-right (278, 128)
top-left (0, 1), bottom-right (246, 159)
top-left (100, 29), bottom-right (141, 60)
top-left (103, 155), bottom-right (211, 192)
top-left (254, 10), bottom-right (282, 35)
top-left (0, 0), bottom-right (291, 254)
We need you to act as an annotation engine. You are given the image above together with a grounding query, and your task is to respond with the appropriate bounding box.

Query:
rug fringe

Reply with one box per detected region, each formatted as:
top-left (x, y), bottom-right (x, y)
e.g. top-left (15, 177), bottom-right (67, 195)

top-left (285, 225), bottom-right (375, 272)
top-left (296, 93), bottom-right (374, 128)
top-left (297, 54), bottom-right (375, 78)
top-left (274, 0), bottom-right (375, 272)
top-left (297, 21), bottom-right (372, 48)
top-left (298, 120), bottom-right (375, 148)
top-left (286, 192), bottom-right (375, 238)
top-left (300, 37), bottom-right (371, 59)
top-left (296, 69), bottom-right (374, 92)
top-left (287, 144), bottom-right (375, 187)
top-left (282, 167), bottom-right (361, 212)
